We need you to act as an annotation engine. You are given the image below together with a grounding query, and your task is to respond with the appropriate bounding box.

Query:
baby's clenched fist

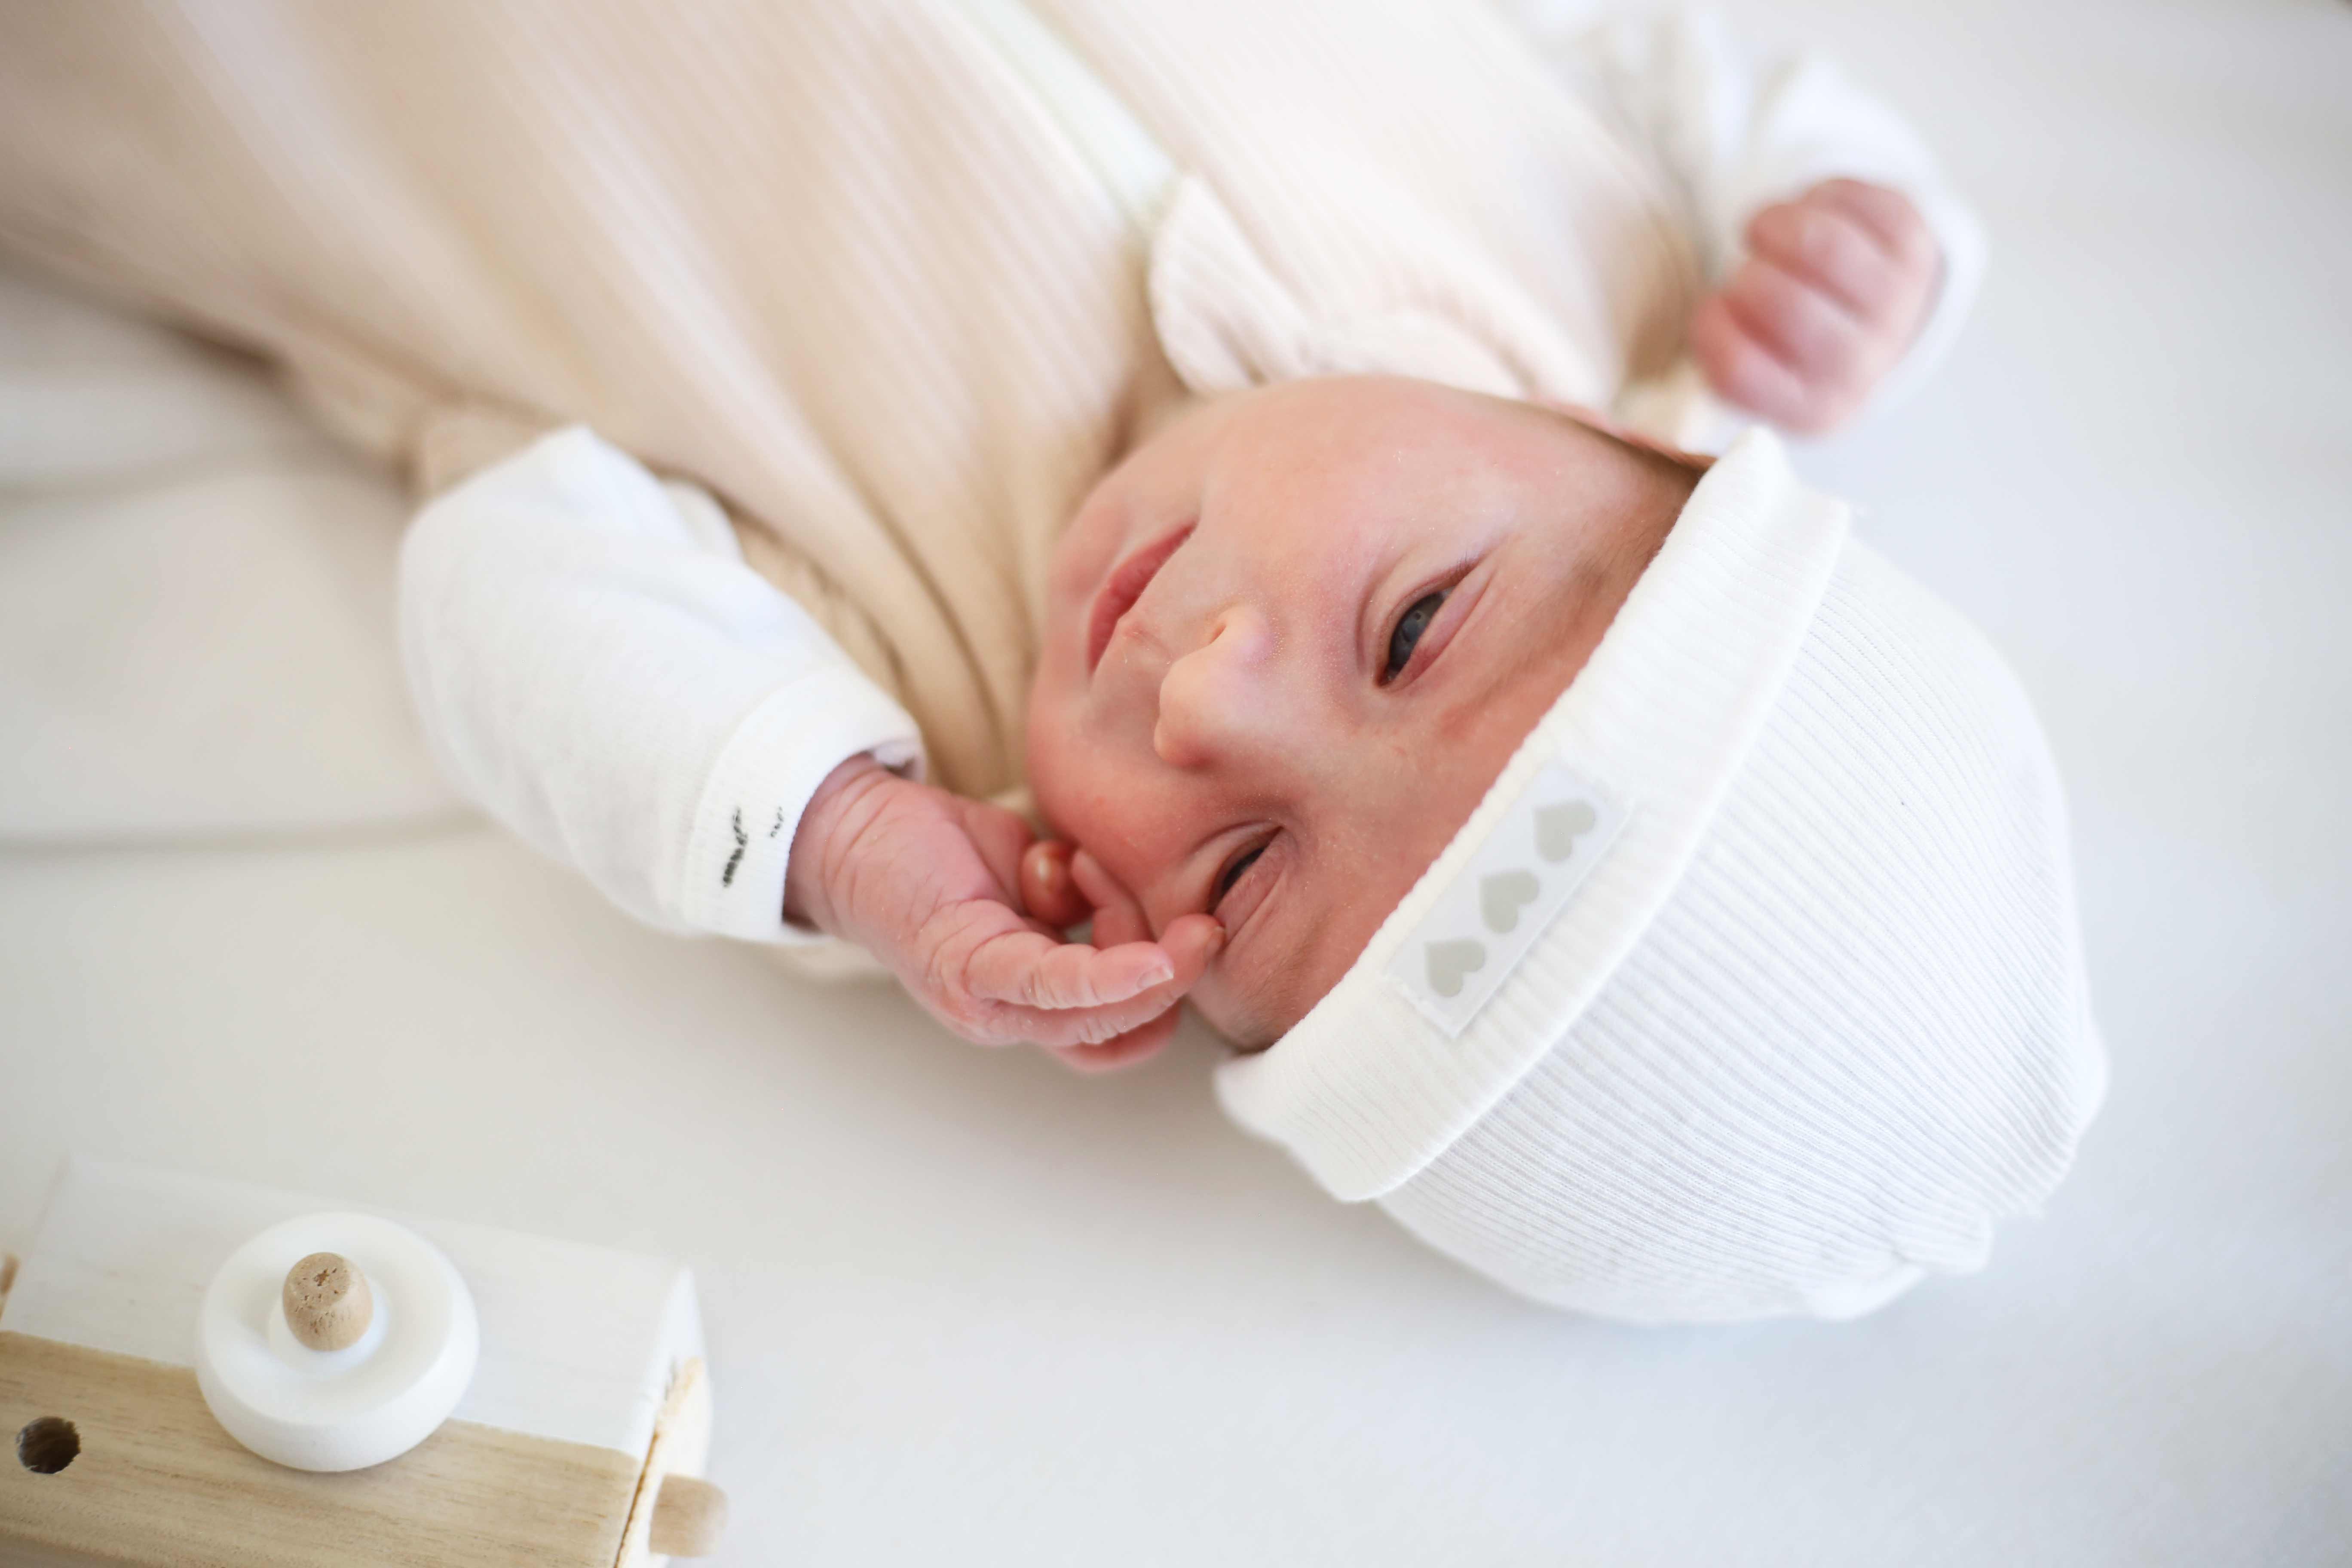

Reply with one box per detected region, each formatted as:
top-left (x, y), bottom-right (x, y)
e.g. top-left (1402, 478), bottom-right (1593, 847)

top-left (1690, 178), bottom-right (1939, 435)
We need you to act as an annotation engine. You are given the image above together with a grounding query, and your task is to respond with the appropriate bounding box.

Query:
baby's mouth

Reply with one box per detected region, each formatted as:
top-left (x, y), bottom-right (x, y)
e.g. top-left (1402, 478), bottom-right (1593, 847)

top-left (1085, 523), bottom-right (1194, 675)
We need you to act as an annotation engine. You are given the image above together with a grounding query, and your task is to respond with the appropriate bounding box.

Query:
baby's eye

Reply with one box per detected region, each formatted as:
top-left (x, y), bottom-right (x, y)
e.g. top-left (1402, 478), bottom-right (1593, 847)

top-left (1213, 843), bottom-right (1266, 908)
top-left (1381, 591), bottom-right (1447, 684)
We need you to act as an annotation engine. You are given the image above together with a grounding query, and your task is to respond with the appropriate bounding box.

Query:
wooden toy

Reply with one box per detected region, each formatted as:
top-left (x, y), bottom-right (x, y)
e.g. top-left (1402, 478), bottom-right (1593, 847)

top-left (0, 1158), bottom-right (729, 1565)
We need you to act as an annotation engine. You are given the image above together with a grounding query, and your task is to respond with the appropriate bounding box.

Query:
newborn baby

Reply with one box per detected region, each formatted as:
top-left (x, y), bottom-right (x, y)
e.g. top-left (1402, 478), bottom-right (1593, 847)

top-left (801, 184), bottom-right (1945, 1065)
top-left (0, 0), bottom-right (2101, 1319)
top-left (1019, 378), bottom-right (1692, 1050)
top-left (787, 377), bottom-right (1701, 1058)
top-left (800, 162), bottom-right (1941, 1057)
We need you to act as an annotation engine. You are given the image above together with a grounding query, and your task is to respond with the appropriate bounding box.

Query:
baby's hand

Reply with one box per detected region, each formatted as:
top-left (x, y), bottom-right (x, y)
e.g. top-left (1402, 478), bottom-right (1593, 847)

top-left (1689, 179), bottom-right (1940, 435)
top-left (785, 756), bottom-right (1221, 1064)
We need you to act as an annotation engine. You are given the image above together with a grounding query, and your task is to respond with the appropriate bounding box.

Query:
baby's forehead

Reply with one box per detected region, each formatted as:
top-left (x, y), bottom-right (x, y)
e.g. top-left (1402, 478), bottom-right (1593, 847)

top-left (1219, 377), bottom-right (1586, 483)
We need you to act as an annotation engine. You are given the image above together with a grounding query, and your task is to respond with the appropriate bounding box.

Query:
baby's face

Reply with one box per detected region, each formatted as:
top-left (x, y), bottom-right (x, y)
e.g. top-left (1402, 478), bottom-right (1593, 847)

top-left (1026, 377), bottom-right (1693, 1044)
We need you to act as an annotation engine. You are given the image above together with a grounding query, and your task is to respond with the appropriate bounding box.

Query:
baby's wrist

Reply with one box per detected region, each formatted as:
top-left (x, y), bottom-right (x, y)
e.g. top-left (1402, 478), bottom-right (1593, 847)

top-left (782, 753), bottom-right (896, 934)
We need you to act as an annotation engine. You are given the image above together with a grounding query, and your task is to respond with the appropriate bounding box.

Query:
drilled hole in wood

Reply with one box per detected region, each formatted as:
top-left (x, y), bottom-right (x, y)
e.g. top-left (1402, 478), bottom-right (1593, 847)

top-left (16, 1416), bottom-right (79, 1474)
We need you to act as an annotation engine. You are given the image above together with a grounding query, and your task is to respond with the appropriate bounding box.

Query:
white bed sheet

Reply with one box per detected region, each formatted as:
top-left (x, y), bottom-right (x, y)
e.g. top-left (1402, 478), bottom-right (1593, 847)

top-left (3, 0), bottom-right (2347, 1562)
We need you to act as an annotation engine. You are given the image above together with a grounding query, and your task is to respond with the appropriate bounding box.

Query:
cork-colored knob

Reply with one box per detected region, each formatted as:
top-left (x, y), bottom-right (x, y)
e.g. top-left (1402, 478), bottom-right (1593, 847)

top-left (282, 1252), bottom-right (374, 1351)
top-left (649, 1473), bottom-right (729, 1556)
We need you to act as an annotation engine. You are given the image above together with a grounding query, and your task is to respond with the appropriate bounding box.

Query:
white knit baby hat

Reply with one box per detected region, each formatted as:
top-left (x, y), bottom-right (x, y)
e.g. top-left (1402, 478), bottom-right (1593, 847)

top-left (1214, 428), bottom-right (2107, 1323)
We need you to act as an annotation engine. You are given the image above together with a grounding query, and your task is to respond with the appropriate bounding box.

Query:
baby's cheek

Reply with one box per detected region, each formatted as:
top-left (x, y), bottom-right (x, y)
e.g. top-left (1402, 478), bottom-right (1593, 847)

top-left (1023, 655), bottom-right (1088, 815)
top-left (1022, 713), bottom-right (1082, 841)
top-left (1022, 710), bottom-right (1132, 880)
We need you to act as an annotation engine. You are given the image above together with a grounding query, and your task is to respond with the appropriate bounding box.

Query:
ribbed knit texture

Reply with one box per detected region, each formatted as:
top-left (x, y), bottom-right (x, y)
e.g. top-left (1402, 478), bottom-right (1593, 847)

top-left (1373, 543), bottom-right (2105, 1322)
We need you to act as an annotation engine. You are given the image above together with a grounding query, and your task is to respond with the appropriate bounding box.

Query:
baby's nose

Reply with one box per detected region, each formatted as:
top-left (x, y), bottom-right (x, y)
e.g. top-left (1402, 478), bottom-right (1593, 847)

top-left (1152, 607), bottom-right (1275, 770)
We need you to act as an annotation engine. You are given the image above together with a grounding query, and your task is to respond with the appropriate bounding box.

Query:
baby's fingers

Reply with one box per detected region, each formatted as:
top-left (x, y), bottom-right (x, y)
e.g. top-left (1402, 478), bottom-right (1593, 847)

top-left (1069, 849), bottom-right (1157, 949)
top-left (1690, 292), bottom-right (1828, 433)
top-left (1019, 839), bottom-right (1093, 929)
top-left (966, 913), bottom-right (1221, 1050)
top-left (1717, 256), bottom-right (1863, 383)
top-left (1809, 178), bottom-right (1937, 270)
top-left (1042, 913), bottom-right (1222, 1069)
top-left (986, 911), bottom-right (1220, 1011)
top-left (1046, 1005), bottom-right (1184, 1074)
top-left (963, 925), bottom-right (1177, 1011)
top-left (1746, 199), bottom-right (1904, 319)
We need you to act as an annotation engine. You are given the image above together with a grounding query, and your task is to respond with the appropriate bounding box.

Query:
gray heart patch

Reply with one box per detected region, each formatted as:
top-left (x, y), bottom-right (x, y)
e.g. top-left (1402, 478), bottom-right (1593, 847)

top-left (1535, 799), bottom-right (1599, 863)
top-left (1424, 938), bottom-right (1487, 998)
top-left (1480, 869), bottom-right (1540, 933)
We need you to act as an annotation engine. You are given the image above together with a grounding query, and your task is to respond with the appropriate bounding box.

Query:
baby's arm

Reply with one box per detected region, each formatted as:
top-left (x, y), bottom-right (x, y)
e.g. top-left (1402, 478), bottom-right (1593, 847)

top-left (1519, 6), bottom-right (1986, 433)
top-left (400, 428), bottom-right (1207, 1059)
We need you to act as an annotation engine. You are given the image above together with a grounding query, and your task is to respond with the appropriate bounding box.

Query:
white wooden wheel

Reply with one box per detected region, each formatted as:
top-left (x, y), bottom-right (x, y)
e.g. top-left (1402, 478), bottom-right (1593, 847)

top-left (193, 1212), bottom-right (478, 1473)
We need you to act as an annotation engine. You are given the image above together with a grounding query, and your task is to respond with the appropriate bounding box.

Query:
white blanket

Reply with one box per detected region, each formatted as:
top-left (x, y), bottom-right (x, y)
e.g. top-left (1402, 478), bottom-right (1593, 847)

top-left (0, 0), bottom-right (2346, 1559)
top-left (0, 270), bottom-right (457, 842)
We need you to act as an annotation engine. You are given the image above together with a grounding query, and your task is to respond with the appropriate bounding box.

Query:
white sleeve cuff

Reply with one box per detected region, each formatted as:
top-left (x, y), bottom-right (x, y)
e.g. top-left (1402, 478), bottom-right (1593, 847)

top-left (677, 663), bottom-right (923, 945)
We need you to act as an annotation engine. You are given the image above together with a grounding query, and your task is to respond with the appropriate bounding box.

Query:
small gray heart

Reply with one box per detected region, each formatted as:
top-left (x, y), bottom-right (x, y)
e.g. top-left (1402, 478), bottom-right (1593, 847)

top-left (1480, 869), bottom-right (1540, 933)
top-left (1535, 799), bottom-right (1599, 863)
top-left (1425, 938), bottom-right (1487, 998)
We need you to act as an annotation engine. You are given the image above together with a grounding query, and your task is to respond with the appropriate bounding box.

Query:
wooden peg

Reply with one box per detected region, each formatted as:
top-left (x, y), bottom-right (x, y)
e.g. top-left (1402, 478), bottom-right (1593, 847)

top-left (647, 1473), bottom-right (729, 1556)
top-left (281, 1252), bottom-right (373, 1351)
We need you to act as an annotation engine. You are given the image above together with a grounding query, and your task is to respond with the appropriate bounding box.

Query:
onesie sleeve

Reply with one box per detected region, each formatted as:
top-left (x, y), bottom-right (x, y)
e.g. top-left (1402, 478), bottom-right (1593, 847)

top-left (1515, 5), bottom-right (1986, 423)
top-left (398, 427), bottom-right (923, 945)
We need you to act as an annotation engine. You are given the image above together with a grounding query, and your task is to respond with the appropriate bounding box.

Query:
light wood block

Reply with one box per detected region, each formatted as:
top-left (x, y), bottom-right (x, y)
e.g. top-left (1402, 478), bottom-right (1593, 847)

top-left (1, 1333), bottom-right (638, 1567)
top-left (0, 1160), bottom-right (722, 1565)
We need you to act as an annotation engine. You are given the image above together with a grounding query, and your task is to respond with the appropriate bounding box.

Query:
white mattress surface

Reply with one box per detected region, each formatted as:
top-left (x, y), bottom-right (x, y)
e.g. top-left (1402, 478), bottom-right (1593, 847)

top-left (3, 1), bottom-right (2347, 1562)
